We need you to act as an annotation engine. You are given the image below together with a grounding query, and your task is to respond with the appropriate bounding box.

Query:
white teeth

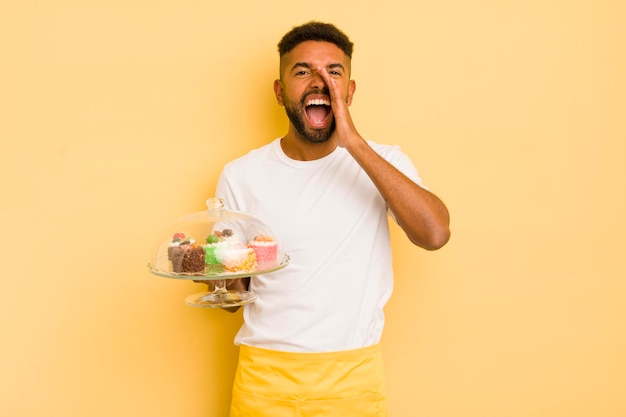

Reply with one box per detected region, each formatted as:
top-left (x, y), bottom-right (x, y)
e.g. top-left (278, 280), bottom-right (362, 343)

top-left (306, 98), bottom-right (330, 106)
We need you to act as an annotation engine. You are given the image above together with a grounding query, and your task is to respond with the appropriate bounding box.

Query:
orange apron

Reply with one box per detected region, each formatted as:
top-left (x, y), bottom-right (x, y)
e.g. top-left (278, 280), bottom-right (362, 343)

top-left (230, 344), bottom-right (387, 417)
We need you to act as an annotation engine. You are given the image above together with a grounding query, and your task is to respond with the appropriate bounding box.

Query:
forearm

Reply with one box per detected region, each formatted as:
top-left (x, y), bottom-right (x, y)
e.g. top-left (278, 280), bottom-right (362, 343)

top-left (345, 138), bottom-right (451, 250)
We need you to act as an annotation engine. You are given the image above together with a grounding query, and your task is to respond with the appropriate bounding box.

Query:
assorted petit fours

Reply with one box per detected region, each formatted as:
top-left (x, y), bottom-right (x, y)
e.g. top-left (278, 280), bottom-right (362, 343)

top-left (167, 230), bottom-right (278, 274)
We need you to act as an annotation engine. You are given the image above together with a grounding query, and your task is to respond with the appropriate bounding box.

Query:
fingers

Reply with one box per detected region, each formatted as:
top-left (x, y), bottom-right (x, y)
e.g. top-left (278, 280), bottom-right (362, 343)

top-left (227, 277), bottom-right (250, 291)
top-left (193, 278), bottom-right (250, 292)
top-left (317, 67), bottom-right (343, 104)
top-left (317, 67), bottom-right (350, 127)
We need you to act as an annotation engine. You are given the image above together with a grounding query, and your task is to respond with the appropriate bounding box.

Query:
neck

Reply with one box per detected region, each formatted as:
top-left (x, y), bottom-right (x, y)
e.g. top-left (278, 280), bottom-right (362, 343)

top-left (280, 131), bottom-right (337, 161)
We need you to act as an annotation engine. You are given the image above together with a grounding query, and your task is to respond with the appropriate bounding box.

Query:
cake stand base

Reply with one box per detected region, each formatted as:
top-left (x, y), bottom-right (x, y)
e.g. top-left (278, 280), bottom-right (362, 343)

top-left (185, 290), bottom-right (257, 308)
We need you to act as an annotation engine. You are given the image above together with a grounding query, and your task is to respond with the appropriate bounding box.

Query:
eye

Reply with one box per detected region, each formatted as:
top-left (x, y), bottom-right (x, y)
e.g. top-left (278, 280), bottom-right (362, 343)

top-left (295, 69), bottom-right (311, 77)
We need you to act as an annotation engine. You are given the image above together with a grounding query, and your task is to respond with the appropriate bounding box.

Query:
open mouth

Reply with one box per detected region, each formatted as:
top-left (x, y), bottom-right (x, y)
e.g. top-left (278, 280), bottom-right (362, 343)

top-left (304, 98), bottom-right (332, 127)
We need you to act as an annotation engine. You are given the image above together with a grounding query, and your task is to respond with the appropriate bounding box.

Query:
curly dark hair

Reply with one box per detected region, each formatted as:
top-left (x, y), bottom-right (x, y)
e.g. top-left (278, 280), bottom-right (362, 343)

top-left (278, 21), bottom-right (354, 58)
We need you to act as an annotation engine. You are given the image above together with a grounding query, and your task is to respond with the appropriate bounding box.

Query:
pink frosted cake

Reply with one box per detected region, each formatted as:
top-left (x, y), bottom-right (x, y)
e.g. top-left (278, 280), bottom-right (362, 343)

top-left (248, 234), bottom-right (278, 269)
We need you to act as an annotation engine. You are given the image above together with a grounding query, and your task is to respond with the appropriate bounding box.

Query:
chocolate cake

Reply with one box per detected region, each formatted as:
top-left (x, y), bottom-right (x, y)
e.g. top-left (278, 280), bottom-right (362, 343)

top-left (168, 240), bottom-right (205, 273)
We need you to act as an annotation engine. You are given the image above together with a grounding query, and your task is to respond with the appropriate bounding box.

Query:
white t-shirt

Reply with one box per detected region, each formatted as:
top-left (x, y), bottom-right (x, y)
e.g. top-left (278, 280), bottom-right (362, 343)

top-left (216, 138), bottom-right (425, 352)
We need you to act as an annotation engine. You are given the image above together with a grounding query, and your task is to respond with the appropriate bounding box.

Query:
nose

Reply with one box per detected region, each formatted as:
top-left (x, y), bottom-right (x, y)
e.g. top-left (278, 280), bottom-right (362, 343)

top-left (310, 71), bottom-right (326, 89)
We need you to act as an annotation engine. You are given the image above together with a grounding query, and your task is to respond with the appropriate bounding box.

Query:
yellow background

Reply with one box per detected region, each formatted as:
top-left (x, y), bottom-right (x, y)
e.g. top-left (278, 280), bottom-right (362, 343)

top-left (1, 1), bottom-right (625, 416)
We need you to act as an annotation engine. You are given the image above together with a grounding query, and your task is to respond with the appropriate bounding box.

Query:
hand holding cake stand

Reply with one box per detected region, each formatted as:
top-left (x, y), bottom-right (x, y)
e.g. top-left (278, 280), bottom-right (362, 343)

top-left (147, 198), bottom-right (289, 308)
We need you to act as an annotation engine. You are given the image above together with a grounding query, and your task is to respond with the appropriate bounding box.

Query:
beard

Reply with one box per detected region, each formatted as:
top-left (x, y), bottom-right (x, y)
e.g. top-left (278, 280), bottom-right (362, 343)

top-left (283, 94), bottom-right (335, 144)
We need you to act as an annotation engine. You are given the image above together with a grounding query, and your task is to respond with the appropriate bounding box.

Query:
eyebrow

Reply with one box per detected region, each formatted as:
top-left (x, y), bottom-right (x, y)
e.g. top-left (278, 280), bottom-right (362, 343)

top-left (291, 62), bottom-right (346, 72)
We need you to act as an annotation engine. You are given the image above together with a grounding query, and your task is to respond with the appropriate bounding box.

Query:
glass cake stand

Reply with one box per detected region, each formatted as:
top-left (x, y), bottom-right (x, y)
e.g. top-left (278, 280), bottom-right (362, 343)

top-left (148, 253), bottom-right (289, 308)
top-left (147, 198), bottom-right (289, 308)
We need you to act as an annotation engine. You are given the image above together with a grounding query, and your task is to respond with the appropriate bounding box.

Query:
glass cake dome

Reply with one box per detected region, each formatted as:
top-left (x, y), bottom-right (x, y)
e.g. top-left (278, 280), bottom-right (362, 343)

top-left (148, 197), bottom-right (289, 308)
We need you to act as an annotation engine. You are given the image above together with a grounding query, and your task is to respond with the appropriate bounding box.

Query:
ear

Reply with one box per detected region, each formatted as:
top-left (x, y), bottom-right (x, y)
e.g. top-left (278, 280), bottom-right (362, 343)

top-left (346, 79), bottom-right (356, 106)
top-left (274, 79), bottom-right (285, 106)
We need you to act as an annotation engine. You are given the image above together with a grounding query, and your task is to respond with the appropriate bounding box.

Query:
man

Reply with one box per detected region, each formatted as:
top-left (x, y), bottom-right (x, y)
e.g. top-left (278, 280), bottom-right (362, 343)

top-left (212, 21), bottom-right (450, 416)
